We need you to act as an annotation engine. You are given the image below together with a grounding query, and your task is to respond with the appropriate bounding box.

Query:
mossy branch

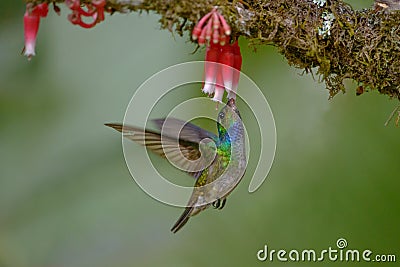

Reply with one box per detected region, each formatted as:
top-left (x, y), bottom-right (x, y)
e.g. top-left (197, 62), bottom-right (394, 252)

top-left (26, 0), bottom-right (400, 100)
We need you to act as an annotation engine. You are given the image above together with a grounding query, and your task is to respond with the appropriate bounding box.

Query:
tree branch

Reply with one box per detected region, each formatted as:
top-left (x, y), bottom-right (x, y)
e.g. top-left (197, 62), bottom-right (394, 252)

top-left (26, 0), bottom-right (400, 100)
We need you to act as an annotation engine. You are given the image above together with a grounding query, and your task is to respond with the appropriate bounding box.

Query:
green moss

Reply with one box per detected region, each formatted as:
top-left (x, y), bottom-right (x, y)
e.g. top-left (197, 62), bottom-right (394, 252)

top-left (25, 0), bottom-right (400, 100)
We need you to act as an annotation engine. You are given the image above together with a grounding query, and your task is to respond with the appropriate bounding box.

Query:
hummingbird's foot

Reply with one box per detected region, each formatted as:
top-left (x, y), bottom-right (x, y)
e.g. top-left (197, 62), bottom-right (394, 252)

top-left (212, 199), bottom-right (220, 209)
top-left (212, 198), bottom-right (227, 210)
top-left (219, 198), bottom-right (226, 210)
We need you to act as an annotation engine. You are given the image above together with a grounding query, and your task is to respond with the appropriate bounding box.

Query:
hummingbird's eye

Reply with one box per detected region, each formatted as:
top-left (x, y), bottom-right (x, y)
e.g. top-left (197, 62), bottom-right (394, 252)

top-left (219, 112), bottom-right (225, 119)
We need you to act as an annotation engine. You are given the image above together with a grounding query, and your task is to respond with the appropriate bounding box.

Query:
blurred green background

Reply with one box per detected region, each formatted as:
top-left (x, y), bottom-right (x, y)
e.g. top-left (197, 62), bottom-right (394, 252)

top-left (1, 0), bottom-right (399, 266)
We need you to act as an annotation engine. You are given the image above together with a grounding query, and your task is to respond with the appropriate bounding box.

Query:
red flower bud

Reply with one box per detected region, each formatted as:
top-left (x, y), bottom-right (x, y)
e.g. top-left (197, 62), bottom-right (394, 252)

top-left (216, 12), bottom-right (231, 36)
top-left (192, 8), bottom-right (231, 45)
top-left (192, 12), bottom-right (213, 40)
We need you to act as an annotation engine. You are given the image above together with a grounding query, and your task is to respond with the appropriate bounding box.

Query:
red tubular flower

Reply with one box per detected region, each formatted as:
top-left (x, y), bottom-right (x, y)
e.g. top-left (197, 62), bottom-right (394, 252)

top-left (220, 44), bottom-right (234, 93)
top-left (202, 43), bottom-right (220, 95)
top-left (31, 3), bottom-right (49, 17)
top-left (23, 11), bottom-right (40, 59)
top-left (213, 70), bottom-right (225, 103)
top-left (202, 41), bottom-right (243, 102)
top-left (196, 8), bottom-right (242, 101)
top-left (23, 3), bottom-right (48, 60)
top-left (229, 41), bottom-right (242, 99)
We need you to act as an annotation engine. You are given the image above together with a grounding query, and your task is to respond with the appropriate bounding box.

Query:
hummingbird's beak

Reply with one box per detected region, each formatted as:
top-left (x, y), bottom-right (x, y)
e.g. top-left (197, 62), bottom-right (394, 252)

top-left (227, 98), bottom-right (236, 107)
top-left (226, 98), bottom-right (241, 118)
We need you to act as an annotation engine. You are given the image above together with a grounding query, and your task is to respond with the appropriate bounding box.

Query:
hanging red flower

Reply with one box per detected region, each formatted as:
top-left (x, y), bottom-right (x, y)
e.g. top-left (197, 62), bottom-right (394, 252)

top-left (23, 3), bottom-right (48, 60)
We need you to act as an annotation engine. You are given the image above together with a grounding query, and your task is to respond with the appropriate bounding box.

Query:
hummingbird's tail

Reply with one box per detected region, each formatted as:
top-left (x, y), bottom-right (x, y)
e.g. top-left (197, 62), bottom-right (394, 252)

top-left (171, 207), bottom-right (193, 233)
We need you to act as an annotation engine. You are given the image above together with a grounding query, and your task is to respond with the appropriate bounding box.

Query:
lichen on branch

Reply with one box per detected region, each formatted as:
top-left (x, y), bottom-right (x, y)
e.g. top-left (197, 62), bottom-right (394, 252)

top-left (26, 0), bottom-right (400, 100)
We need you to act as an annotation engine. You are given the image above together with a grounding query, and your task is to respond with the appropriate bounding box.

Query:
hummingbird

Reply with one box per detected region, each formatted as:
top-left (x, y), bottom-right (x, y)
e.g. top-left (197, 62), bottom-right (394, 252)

top-left (105, 98), bottom-right (247, 233)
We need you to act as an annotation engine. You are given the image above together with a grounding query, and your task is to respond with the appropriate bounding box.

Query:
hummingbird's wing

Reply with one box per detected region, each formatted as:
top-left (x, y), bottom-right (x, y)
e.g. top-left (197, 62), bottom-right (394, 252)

top-left (152, 118), bottom-right (218, 143)
top-left (105, 123), bottom-right (216, 178)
